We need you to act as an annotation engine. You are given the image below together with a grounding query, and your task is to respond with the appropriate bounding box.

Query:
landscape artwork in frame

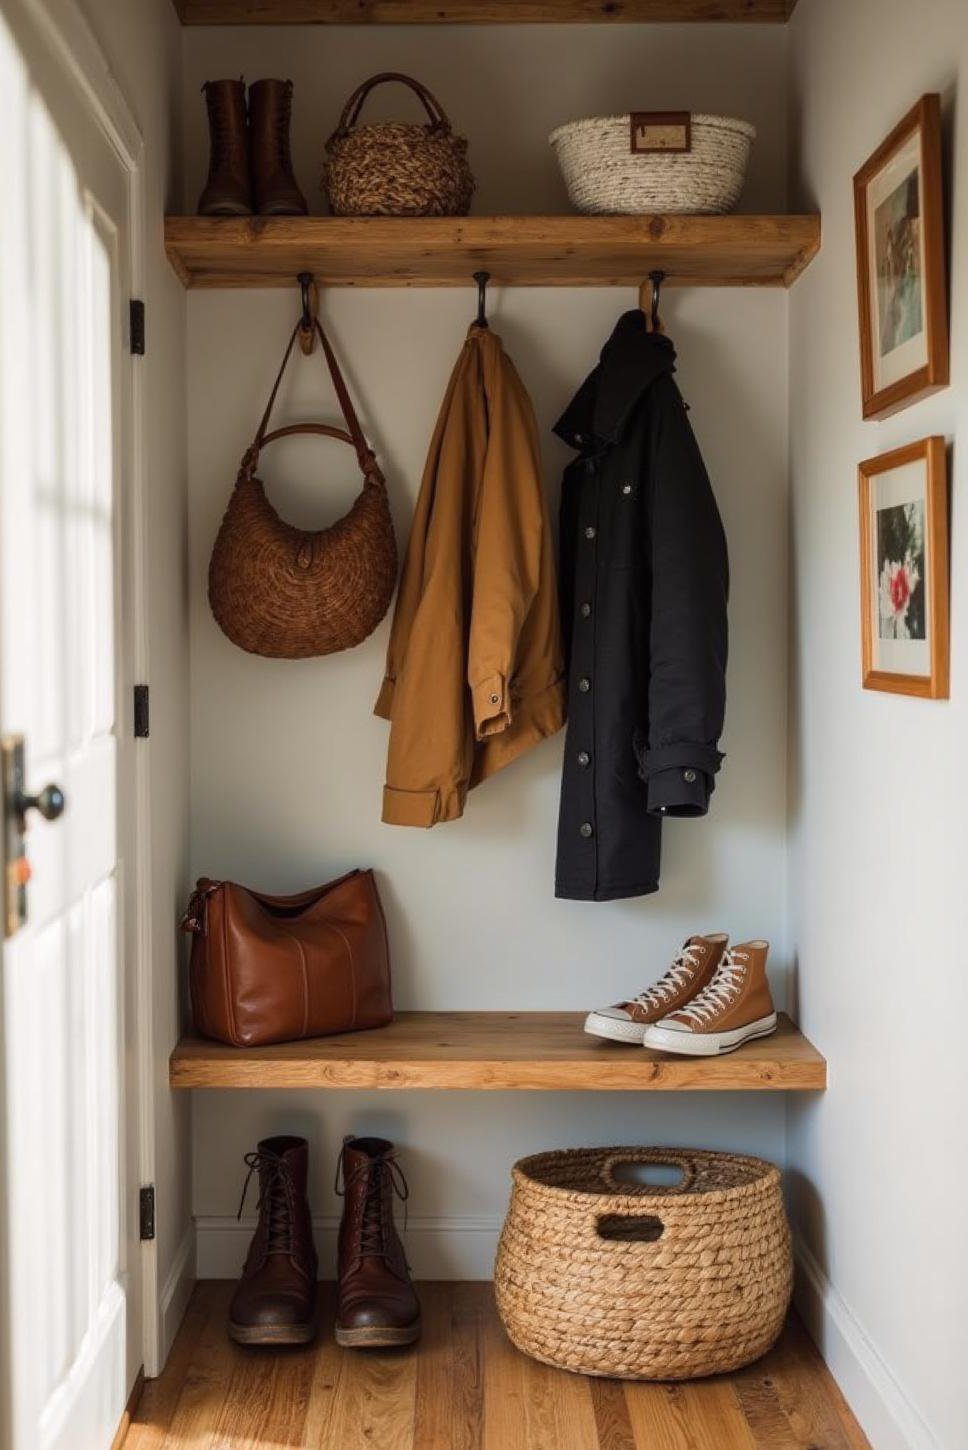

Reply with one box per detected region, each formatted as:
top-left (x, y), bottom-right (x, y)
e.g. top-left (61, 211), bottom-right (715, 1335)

top-left (853, 95), bottom-right (948, 419)
top-left (858, 437), bottom-right (948, 698)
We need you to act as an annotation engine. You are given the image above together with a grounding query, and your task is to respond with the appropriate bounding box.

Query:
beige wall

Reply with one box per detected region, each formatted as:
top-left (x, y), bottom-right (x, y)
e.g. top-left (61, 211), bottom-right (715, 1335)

top-left (78, 0), bottom-right (192, 1377)
top-left (786, 3), bottom-right (967, 1447)
top-left (182, 25), bottom-right (793, 1280)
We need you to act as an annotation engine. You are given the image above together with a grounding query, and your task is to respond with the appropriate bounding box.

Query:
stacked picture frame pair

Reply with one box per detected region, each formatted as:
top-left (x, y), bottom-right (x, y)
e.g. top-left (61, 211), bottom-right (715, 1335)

top-left (853, 94), bottom-right (949, 700)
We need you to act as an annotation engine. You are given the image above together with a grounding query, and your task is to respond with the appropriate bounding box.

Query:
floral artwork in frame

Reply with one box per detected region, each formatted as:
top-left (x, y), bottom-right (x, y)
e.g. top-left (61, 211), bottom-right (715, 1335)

top-left (858, 437), bottom-right (948, 698)
top-left (853, 95), bottom-right (949, 419)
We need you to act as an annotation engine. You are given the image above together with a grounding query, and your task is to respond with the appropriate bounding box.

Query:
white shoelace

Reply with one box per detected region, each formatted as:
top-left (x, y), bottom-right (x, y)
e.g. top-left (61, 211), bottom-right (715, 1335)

top-left (675, 948), bottom-right (749, 1025)
top-left (633, 943), bottom-right (704, 1012)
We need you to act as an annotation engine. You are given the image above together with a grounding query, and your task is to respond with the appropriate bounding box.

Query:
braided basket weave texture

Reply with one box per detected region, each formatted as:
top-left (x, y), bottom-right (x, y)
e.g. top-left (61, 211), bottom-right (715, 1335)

top-left (324, 72), bottom-right (474, 217)
top-left (495, 1147), bottom-right (791, 1381)
top-left (209, 469), bottom-right (397, 659)
top-left (550, 114), bottom-right (755, 215)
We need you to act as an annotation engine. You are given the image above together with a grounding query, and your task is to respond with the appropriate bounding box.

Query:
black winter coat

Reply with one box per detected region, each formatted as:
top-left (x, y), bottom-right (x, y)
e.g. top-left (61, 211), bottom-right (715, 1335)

top-left (554, 311), bottom-right (728, 902)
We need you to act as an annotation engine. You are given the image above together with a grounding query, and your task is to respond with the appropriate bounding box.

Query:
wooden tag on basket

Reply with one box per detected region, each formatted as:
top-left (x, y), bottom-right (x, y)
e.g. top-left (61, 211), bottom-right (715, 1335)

top-left (630, 111), bottom-right (692, 154)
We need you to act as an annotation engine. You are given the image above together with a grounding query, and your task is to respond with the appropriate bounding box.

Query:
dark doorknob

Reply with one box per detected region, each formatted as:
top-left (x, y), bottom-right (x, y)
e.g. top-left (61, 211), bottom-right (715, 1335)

top-left (17, 784), bottom-right (66, 822)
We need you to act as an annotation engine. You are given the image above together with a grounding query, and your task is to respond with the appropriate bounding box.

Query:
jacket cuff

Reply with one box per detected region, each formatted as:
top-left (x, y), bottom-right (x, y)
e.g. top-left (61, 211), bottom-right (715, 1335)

top-left (373, 676), bottom-right (395, 720)
top-left (381, 785), bottom-right (439, 828)
top-left (472, 672), bottom-right (512, 739)
top-left (646, 767), bottom-right (711, 818)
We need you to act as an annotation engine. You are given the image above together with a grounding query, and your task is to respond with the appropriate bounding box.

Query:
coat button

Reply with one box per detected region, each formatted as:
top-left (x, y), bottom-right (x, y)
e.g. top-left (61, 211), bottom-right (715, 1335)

top-left (577, 676), bottom-right (591, 693)
top-left (577, 750), bottom-right (590, 767)
top-left (621, 482), bottom-right (632, 495)
top-left (683, 769), bottom-right (697, 783)
top-left (584, 525), bottom-right (597, 540)
top-left (580, 822), bottom-right (593, 838)
top-left (579, 601), bottom-right (592, 618)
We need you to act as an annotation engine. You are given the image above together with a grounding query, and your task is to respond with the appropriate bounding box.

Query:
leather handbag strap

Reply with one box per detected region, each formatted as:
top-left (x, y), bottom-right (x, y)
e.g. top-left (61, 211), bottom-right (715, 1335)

top-left (243, 318), bottom-right (382, 485)
top-left (335, 71), bottom-right (451, 136)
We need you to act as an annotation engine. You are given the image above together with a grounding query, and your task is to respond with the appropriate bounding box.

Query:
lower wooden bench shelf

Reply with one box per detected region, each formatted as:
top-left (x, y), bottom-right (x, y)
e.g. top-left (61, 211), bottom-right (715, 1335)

top-left (169, 1011), bottom-right (825, 1091)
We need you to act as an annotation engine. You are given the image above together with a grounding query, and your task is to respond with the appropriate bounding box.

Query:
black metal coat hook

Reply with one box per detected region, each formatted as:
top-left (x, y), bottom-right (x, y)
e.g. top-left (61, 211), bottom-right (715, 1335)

top-left (298, 271), bottom-right (315, 330)
top-left (473, 270), bottom-right (490, 329)
top-left (649, 270), bottom-right (666, 332)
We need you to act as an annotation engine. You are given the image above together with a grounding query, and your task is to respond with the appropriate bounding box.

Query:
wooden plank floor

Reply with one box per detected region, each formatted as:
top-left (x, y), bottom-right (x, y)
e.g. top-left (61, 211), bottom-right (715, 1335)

top-left (125, 1282), bottom-right (870, 1450)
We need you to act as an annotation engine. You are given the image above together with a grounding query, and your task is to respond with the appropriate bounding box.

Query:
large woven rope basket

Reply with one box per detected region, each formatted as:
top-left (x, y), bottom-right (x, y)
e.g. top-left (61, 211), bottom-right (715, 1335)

top-left (495, 1147), bottom-right (792, 1381)
top-left (550, 114), bottom-right (755, 215)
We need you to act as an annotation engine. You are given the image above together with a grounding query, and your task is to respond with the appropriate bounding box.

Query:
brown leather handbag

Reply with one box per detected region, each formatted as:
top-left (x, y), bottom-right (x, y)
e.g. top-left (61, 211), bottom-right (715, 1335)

top-left (182, 869), bottom-right (392, 1047)
top-left (208, 316), bottom-right (397, 660)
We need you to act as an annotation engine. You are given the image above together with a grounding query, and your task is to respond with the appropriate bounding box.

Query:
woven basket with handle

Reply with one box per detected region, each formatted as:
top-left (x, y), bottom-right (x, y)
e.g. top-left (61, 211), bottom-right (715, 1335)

top-left (208, 315), bottom-right (397, 659)
top-left (495, 1146), bottom-right (792, 1381)
top-left (323, 71), bottom-right (474, 217)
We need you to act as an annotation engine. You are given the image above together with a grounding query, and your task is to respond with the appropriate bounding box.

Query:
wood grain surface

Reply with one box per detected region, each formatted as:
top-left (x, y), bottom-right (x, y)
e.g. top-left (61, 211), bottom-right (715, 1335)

top-left (171, 2), bottom-right (800, 27)
top-left (163, 214), bottom-right (821, 290)
top-left (124, 1283), bottom-right (869, 1449)
top-left (169, 1011), bottom-right (826, 1091)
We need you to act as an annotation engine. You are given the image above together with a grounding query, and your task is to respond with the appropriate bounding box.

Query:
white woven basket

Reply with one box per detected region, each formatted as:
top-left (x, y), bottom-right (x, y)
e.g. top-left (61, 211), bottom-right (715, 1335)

top-left (550, 113), bottom-right (755, 216)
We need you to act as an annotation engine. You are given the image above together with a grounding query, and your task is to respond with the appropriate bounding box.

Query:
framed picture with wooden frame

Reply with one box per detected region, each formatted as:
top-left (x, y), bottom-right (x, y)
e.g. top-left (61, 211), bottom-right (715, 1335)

top-left (853, 95), bottom-right (948, 419)
top-left (858, 437), bottom-right (948, 698)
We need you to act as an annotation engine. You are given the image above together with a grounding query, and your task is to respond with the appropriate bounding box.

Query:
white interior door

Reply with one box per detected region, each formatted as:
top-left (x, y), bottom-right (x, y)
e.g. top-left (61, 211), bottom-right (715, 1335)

top-left (0, 8), bottom-right (137, 1448)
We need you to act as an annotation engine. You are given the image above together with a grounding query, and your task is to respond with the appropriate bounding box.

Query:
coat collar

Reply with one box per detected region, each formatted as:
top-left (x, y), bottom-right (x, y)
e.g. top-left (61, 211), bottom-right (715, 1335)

top-left (554, 310), bottom-right (677, 449)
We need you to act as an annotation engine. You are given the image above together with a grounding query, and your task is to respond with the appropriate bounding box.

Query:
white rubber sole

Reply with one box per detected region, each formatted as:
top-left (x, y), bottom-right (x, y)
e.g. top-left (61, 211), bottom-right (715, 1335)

top-left (584, 1010), bottom-right (647, 1045)
top-left (642, 1012), bottom-right (778, 1057)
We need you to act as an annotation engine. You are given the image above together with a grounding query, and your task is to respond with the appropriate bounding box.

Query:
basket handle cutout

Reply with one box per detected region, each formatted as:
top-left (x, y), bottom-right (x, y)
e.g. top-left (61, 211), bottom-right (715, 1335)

top-left (602, 1153), bottom-right (696, 1194)
top-left (595, 1213), bottom-right (665, 1244)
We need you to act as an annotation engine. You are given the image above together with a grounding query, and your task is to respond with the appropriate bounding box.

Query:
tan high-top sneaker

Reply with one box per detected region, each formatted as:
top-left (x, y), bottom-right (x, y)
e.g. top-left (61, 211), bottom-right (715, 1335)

top-left (584, 934), bottom-right (729, 1044)
top-left (642, 940), bottom-right (776, 1056)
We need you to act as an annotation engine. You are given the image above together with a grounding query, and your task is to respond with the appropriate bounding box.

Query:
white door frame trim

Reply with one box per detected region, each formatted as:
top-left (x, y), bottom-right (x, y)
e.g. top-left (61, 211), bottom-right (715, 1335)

top-left (4, 0), bottom-right (159, 1379)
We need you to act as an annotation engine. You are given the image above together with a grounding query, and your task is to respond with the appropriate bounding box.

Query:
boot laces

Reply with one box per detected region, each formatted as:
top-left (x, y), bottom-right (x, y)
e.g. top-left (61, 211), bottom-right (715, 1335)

top-left (204, 80), bottom-right (246, 148)
top-left (675, 948), bottom-right (749, 1025)
top-left (335, 1148), bottom-right (409, 1258)
top-left (267, 84), bottom-right (293, 159)
top-left (237, 1150), bottom-right (298, 1255)
top-left (633, 941), bottom-right (704, 1011)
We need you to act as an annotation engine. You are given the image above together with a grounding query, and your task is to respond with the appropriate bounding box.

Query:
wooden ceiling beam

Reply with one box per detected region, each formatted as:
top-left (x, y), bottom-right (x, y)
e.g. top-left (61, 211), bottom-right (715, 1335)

top-left (173, 0), bottom-right (799, 25)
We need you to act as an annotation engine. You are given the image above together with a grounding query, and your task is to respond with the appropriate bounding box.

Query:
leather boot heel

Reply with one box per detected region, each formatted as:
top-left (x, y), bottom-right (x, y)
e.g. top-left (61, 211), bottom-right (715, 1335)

top-left (334, 1319), bottom-right (422, 1349)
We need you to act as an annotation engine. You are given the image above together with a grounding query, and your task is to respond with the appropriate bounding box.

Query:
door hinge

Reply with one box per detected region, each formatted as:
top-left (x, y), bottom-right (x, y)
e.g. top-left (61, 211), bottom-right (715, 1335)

top-left (133, 684), bottom-right (150, 738)
top-left (129, 299), bottom-right (145, 356)
top-left (139, 1185), bottom-right (156, 1241)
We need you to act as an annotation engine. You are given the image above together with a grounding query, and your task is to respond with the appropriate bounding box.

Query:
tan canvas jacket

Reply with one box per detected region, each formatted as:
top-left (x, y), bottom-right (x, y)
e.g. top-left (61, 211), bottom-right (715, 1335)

top-left (374, 326), bottom-right (566, 826)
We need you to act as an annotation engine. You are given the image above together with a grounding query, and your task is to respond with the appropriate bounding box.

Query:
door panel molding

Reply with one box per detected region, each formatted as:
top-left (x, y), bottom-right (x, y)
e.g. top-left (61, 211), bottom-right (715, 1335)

top-left (0, 0), bottom-right (157, 1406)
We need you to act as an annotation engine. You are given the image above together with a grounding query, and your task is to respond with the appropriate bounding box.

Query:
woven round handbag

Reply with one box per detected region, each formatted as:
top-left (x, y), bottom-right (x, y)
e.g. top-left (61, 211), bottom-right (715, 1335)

top-left (495, 1147), bottom-right (792, 1381)
top-left (208, 317), bottom-right (397, 659)
top-left (323, 71), bottom-right (474, 217)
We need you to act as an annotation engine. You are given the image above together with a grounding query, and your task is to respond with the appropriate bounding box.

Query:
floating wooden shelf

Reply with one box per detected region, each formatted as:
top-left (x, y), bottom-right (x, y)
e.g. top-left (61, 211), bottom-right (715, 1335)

top-left (169, 1011), bottom-right (825, 1091)
top-left (171, 1), bottom-right (800, 26)
top-left (164, 214), bottom-right (820, 290)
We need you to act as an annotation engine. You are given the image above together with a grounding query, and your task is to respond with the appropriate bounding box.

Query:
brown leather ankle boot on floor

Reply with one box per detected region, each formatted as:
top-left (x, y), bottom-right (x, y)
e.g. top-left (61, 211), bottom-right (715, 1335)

top-left (335, 1136), bottom-right (421, 1348)
top-left (228, 1135), bottom-right (318, 1345)
top-left (198, 78), bottom-right (252, 217)
top-left (248, 79), bottom-right (308, 216)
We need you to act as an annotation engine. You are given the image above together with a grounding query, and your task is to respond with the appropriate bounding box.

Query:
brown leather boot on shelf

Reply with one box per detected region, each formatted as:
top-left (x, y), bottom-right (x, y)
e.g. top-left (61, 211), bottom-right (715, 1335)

top-left (248, 79), bottom-right (308, 216)
top-left (228, 1136), bottom-right (318, 1345)
top-left (198, 78), bottom-right (253, 217)
top-left (335, 1137), bottom-right (421, 1348)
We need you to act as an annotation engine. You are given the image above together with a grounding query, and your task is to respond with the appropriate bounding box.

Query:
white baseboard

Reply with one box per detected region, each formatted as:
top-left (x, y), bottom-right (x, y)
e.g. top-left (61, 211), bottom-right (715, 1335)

top-left (794, 1237), bottom-right (941, 1450)
top-left (195, 1213), bottom-right (503, 1282)
top-left (157, 1225), bottom-right (196, 1371)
